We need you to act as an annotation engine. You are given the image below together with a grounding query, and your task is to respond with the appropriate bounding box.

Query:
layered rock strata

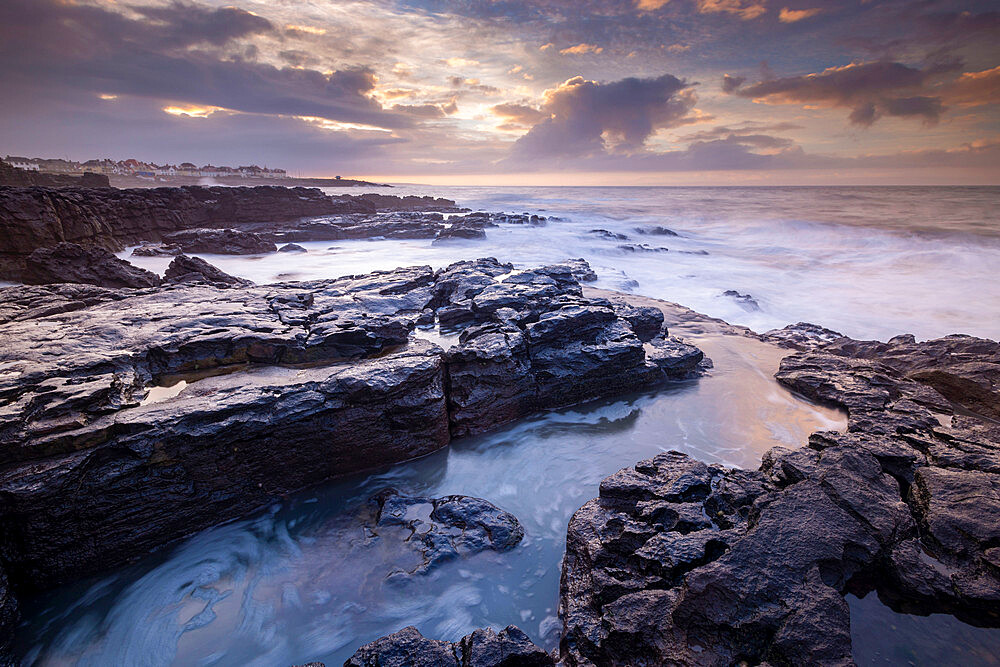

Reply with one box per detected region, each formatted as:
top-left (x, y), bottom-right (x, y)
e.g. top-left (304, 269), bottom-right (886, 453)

top-left (0, 258), bottom-right (695, 614)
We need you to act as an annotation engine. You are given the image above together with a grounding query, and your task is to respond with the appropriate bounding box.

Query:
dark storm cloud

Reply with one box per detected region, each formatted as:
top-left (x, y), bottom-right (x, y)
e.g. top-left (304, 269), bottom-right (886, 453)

top-left (725, 60), bottom-right (960, 125)
top-left (510, 74), bottom-right (696, 159)
top-left (0, 0), bottom-right (412, 129)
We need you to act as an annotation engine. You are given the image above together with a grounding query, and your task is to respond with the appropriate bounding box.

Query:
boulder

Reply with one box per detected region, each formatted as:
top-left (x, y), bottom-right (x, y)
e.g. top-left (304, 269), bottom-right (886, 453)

top-left (163, 254), bottom-right (252, 286)
top-left (162, 228), bottom-right (277, 254)
top-left (22, 242), bottom-right (161, 288)
top-left (278, 242), bottom-right (307, 253)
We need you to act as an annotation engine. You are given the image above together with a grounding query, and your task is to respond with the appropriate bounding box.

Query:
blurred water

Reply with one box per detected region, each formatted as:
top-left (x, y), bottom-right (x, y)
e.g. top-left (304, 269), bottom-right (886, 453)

top-left (125, 185), bottom-right (1000, 341)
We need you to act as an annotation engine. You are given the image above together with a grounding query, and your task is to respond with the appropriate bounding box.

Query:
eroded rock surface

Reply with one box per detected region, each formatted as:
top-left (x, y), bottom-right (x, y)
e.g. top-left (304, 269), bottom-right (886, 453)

top-left (345, 625), bottom-right (554, 667)
top-left (163, 254), bottom-right (252, 286)
top-left (367, 489), bottom-right (524, 577)
top-left (555, 333), bottom-right (1000, 665)
top-left (22, 242), bottom-right (161, 288)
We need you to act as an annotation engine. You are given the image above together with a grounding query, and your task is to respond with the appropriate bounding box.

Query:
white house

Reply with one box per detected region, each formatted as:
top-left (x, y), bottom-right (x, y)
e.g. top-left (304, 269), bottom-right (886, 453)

top-left (5, 157), bottom-right (39, 171)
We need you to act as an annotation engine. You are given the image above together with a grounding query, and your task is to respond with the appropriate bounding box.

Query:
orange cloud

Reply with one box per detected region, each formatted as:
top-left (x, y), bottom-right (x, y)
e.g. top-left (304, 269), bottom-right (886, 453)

top-left (697, 0), bottom-right (766, 20)
top-left (636, 0), bottom-right (671, 9)
top-left (559, 43), bottom-right (604, 55)
top-left (778, 7), bottom-right (821, 22)
top-left (945, 66), bottom-right (1000, 106)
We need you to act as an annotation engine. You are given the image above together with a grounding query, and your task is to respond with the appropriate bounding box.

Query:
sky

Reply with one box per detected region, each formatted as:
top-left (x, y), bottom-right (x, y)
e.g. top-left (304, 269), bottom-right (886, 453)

top-left (0, 0), bottom-right (998, 184)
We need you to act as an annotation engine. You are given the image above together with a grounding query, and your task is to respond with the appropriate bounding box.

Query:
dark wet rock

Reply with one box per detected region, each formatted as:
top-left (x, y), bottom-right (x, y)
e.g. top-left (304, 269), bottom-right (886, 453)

top-left (635, 225), bottom-right (678, 237)
top-left (162, 228), bottom-right (277, 254)
top-left (368, 489), bottom-right (523, 576)
top-left (589, 229), bottom-right (628, 241)
top-left (611, 303), bottom-right (664, 342)
top-left (163, 255), bottom-right (252, 286)
top-left (345, 625), bottom-right (553, 667)
top-left (356, 193), bottom-right (467, 213)
top-left (721, 289), bottom-right (760, 311)
top-left (761, 321), bottom-right (845, 351)
top-left (617, 243), bottom-right (668, 253)
top-left (433, 224), bottom-right (487, 243)
top-left (0, 184), bottom-right (375, 278)
top-left (0, 258), bottom-right (704, 598)
top-left (0, 566), bottom-right (17, 667)
top-left (22, 242), bottom-right (161, 288)
top-left (131, 242), bottom-right (182, 257)
top-left (554, 258), bottom-right (597, 282)
top-left (557, 333), bottom-right (1000, 665)
top-left (645, 337), bottom-right (705, 378)
top-left (278, 243), bottom-right (307, 253)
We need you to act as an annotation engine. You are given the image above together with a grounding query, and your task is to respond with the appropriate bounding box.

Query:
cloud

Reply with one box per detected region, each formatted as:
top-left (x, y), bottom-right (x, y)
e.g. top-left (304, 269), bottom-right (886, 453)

top-left (945, 66), bottom-right (1000, 107)
top-left (491, 103), bottom-right (549, 128)
top-left (725, 60), bottom-right (960, 126)
top-left (721, 74), bottom-right (746, 92)
top-left (696, 0), bottom-right (767, 20)
top-left (559, 43), bottom-right (605, 55)
top-left (0, 0), bottom-right (411, 130)
top-left (509, 74), bottom-right (696, 159)
top-left (778, 7), bottom-right (821, 23)
top-left (636, 0), bottom-right (671, 11)
top-left (680, 121), bottom-right (803, 150)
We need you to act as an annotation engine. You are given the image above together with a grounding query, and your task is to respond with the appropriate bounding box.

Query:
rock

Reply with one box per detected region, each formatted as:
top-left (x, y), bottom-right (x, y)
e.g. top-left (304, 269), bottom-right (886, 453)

top-left (721, 289), bottom-right (760, 311)
top-left (589, 229), bottom-right (629, 241)
top-left (132, 242), bottom-right (182, 257)
top-left (635, 225), bottom-right (678, 237)
top-left (617, 243), bottom-right (668, 253)
top-left (611, 302), bottom-right (664, 341)
top-left (345, 625), bottom-right (553, 667)
top-left (278, 243), bottom-right (307, 253)
top-left (433, 224), bottom-right (487, 243)
top-left (369, 489), bottom-right (523, 576)
top-left (557, 333), bottom-right (1000, 665)
top-left (0, 566), bottom-right (17, 667)
top-left (356, 193), bottom-right (467, 213)
top-left (761, 321), bottom-right (845, 351)
top-left (645, 337), bottom-right (705, 378)
top-left (553, 258), bottom-right (597, 282)
top-left (163, 255), bottom-right (252, 286)
top-left (0, 258), bottom-right (704, 599)
top-left (162, 228), bottom-right (277, 254)
top-left (22, 242), bottom-right (161, 288)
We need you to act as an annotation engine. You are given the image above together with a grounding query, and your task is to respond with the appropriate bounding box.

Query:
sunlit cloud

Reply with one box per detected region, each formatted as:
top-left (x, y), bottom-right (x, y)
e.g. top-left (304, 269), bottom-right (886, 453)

top-left (559, 43), bottom-right (604, 55)
top-left (295, 116), bottom-right (394, 133)
top-left (163, 105), bottom-right (224, 118)
top-left (778, 7), bottom-right (822, 23)
top-left (98, 94), bottom-right (118, 100)
top-left (285, 24), bottom-right (326, 35)
top-left (636, 0), bottom-right (671, 10)
top-left (697, 0), bottom-right (767, 20)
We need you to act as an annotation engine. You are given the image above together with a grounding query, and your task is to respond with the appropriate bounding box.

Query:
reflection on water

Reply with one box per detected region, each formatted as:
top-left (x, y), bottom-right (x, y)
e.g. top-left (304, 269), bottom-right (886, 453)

top-left (849, 592), bottom-right (1000, 666)
top-left (18, 332), bottom-right (844, 666)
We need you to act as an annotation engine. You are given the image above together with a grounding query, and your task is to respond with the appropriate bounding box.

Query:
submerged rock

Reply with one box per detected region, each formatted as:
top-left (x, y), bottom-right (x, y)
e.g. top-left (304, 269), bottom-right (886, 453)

top-left (345, 625), bottom-right (553, 667)
top-left (635, 225), bottom-right (679, 237)
top-left (368, 489), bottom-right (523, 576)
top-left (22, 242), bottom-right (161, 288)
top-left (278, 242), bottom-right (307, 253)
top-left (162, 227), bottom-right (277, 254)
top-left (721, 289), bottom-right (760, 311)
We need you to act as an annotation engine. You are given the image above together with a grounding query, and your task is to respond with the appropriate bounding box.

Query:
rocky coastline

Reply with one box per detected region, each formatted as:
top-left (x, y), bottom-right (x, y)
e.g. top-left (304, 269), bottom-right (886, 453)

top-left (0, 185), bottom-right (469, 281)
top-left (0, 256), bottom-right (705, 662)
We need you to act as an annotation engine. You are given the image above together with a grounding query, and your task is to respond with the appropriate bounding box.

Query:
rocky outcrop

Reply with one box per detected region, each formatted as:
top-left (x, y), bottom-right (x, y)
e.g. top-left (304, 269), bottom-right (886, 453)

top-left (357, 193), bottom-right (469, 213)
top-left (161, 227), bottom-right (277, 254)
top-left (556, 333), bottom-right (1000, 666)
top-left (0, 259), bottom-right (698, 605)
top-left (22, 242), bottom-right (161, 288)
top-left (0, 185), bottom-right (374, 279)
top-left (368, 489), bottom-right (524, 577)
top-left (345, 625), bottom-right (553, 667)
top-left (163, 255), bottom-right (251, 286)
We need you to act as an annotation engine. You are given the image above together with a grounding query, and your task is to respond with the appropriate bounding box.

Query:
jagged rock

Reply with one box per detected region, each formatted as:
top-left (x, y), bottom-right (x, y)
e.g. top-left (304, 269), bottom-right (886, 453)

top-left (162, 228), bottom-right (277, 254)
top-left (635, 225), bottom-right (678, 237)
top-left (0, 566), bottom-right (17, 667)
top-left (611, 302), bottom-right (664, 341)
top-left (589, 229), bottom-right (629, 241)
top-left (345, 625), bottom-right (553, 667)
top-left (761, 321), bottom-right (845, 350)
top-left (356, 193), bottom-right (468, 213)
top-left (721, 289), bottom-right (760, 311)
top-left (645, 337), bottom-right (705, 378)
top-left (556, 333), bottom-right (1000, 665)
top-left (617, 243), bottom-right (668, 253)
top-left (132, 242), bottom-right (182, 257)
top-left (433, 224), bottom-right (487, 243)
top-left (368, 489), bottom-right (523, 576)
top-left (163, 255), bottom-right (251, 286)
top-left (22, 242), bottom-right (161, 288)
top-left (278, 243), bottom-right (307, 253)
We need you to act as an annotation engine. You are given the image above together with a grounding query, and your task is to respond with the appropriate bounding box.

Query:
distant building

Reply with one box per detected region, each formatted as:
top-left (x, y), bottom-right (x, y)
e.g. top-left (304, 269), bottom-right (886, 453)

top-left (5, 156), bottom-right (39, 171)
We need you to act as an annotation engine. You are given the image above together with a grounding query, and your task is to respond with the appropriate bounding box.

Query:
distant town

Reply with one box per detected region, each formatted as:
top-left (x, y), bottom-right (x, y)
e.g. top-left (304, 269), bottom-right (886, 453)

top-left (3, 155), bottom-right (289, 179)
top-left (0, 154), bottom-right (385, 189)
